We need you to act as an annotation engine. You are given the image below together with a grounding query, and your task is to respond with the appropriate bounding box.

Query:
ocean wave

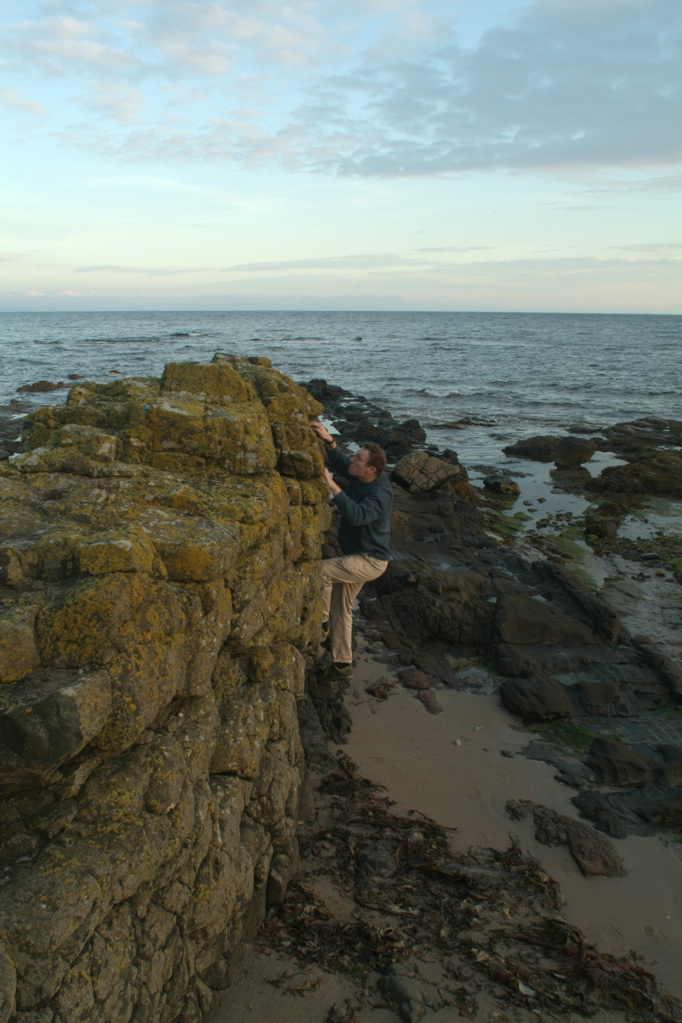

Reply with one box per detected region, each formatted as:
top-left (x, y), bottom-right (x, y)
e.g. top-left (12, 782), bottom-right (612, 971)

top-left (404, 387), bottom-right (461, 398)
top-left (80, 335), bottom-right (164, 344)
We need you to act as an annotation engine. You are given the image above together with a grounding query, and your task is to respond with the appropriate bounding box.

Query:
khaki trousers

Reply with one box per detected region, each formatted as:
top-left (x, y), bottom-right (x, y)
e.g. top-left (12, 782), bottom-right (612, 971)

top-left (321, 553), bottom-right (388, 664)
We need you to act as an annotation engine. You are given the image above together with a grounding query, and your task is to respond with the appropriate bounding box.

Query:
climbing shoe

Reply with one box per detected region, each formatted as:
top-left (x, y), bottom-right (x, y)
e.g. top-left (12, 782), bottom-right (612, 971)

top-left (327, 662), bottom-right (353, 679)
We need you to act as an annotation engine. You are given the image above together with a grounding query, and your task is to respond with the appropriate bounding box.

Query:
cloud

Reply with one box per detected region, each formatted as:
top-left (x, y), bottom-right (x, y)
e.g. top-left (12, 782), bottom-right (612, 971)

top-left (0, 87), bottom-right (47, 118)
top-left (3, 0), bottom-right (681, 178)
top-left (75, 82), bottom-right (145, 122)
top-left (612, 242), bottom-right (682, 251)
top-left (223, 253), bottom-right (414, 271)
top-left (414, 246), bottom-right (493, 252)
top-left (74, 264), bottom-right (212, 276)
top-left (3, 14), bottom-right (146, 78)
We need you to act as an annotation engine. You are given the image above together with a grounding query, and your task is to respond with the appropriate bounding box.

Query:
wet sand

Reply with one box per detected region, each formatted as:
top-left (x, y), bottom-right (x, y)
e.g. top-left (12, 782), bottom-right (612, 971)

top-left (344, 641), bottom-right (682, 1003)
top-left (219, 635), bottom-right (682, 1022)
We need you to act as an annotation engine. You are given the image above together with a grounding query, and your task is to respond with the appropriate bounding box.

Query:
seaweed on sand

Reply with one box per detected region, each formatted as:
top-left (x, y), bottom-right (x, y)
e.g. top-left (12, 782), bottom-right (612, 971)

top-left (257, 753), bottom-right (680, 1021)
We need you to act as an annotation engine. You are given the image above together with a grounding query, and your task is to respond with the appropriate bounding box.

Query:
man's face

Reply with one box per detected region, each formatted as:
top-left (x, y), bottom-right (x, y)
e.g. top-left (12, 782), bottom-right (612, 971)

top-left (348, 447), bottom-right (378, 482)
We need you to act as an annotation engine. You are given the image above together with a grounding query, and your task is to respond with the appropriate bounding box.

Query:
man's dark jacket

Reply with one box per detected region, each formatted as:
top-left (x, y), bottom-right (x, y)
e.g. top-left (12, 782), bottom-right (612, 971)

top-left (327, 446), bottom-right (392, 561)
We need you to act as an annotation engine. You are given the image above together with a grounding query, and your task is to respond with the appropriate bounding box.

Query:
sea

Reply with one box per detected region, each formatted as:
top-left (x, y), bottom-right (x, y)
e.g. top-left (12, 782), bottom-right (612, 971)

top-left (1, 310), bottom-right (680, 467)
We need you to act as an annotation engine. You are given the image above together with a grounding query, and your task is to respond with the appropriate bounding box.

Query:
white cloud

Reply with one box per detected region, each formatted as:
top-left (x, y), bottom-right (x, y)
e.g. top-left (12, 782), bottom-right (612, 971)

top-left (75, 81), bottom-right (145, 122)
top-left (0, 87), bottom-right (47, 118)
top-left (2, 0), bottom-right (680, 179)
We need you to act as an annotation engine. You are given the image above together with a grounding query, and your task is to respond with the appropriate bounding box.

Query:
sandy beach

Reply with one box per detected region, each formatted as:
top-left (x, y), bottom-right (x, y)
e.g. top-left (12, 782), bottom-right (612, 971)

top-left (218, 632), bottom-right (682, 1022)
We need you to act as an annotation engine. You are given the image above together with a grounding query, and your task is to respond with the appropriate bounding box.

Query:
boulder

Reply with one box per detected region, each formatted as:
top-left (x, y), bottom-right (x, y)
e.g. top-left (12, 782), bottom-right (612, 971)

top-left (553, 435), bottom-right (598, 467)
top-left (494, 594), bottom-right (597, 647)
top-left (392, 450), bottom-right (466, 494)
top-left (585, 737), bottom-right (654, 786)
top-left (502, 436), bottom-right (559, 462)
top-left (499, 675), bottom-right (571, 721)
top-left (17, 380), bottom-right (64, 393)
top-left (483, 475), bottom-right (521, 495)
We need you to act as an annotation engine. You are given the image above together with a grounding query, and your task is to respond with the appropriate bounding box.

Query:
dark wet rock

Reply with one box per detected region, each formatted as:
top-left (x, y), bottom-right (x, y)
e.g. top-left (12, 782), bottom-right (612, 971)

top-left (594, 498), bottom-right (629, 521)
top-left (495, 642), bottom-right (630, 677)
top-left (632, 640), bottom-right (682, 703)
top-left (499, 675), bottom-right (571, 721)
top-left (392, 450), bottom-right (466, 494)
top-left (571, 792), bottom-right (630, 839)
top-left (584, 514), bottom-right (618, 538)
top-left (572, 679), bottom-right (619, 712)
top-left (507, 798), bottom-right (627, 877)
top-left (308, 378), bottom-right (428, 461)
top-left (412, 643), bottom-right (480, 687)
top-left (525, 560), bottom-right (622, 643)
top-left (398, 668), bottom-right (431, 690)
top-left (635, 792), bottom-right (682, 827)
top-left (378, 967), bottom-right (427, 1022)
top-left (502, 435), bottom-right (559, 462)
top-left (483, 475), bottom-right (521, 495)
top-left (0, 415), bottom-right (24, 457)
top-left (362, 561), bottom-right (492, 654)
top-left (602, 417), bottom-right (682, 459)
top-left (356, 838), bottom-right (398, 877)
top-left (570, 676), bottom-right (666, 716)
top-left (549, 465), bottom-right (592, 491)
top-left (16, 380), bottom-right (65, 393)
top-left (574, 785), bottom-right (682, 837)
top-left (296, 697), bottom-right (336, 773)
top-left (553, 435), bottom-right (599, 468)
top-left (585, 736), bottom-right (655, 786)
top-left (0, 668), bottom-right (111, 790)
top-left (305, 379), bottom-right (353, 404)
top-left (586, 450), bottom-right (682, 499)
top-left (494, 593), bottom-right (597, 647)
top-left (308, 670), bottom-right (352, 745)
top-left (522, 742), bottom-right (594, 787)
top-left (417, 689), bottom-right (443, 714)
top-left (657, 745), bottom-right (682, 787)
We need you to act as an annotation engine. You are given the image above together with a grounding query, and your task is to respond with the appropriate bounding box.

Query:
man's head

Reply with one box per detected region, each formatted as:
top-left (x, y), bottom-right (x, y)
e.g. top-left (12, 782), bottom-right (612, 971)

top-left (348, 442), bottom-right (387, 482)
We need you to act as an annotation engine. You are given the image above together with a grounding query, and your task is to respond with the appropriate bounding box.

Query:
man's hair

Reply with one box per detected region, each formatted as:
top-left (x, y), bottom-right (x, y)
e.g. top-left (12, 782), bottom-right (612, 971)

top-left (361, 442), bottom-right (387, 475)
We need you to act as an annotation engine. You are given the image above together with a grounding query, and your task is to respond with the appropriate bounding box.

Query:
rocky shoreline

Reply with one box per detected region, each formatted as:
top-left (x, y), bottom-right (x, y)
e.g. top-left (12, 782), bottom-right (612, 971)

top-left (280, 378), bottom-right (682, 1020)
top-left (1, 367), bottom-right (681, 1022)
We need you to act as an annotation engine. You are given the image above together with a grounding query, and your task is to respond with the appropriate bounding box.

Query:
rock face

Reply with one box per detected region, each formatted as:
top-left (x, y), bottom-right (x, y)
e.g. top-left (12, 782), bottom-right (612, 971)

top-left (0, 356), bottom-right (330, 1023)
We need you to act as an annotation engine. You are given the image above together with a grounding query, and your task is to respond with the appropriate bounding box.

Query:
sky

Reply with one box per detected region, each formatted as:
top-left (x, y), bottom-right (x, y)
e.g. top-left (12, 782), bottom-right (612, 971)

top-left (1, 0), bottom-right (681, 313)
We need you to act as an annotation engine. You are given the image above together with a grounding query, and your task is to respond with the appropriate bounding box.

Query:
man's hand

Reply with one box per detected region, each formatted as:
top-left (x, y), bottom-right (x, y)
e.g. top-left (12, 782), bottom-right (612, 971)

top-left (324, 468), bottom-right (341, 496)
top-left (310, 420), bottom-right (334, 445)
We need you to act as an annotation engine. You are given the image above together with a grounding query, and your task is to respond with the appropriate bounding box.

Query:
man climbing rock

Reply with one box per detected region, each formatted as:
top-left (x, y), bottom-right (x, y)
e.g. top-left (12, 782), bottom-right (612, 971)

top-left (310, 421), bottom-right (393, 678)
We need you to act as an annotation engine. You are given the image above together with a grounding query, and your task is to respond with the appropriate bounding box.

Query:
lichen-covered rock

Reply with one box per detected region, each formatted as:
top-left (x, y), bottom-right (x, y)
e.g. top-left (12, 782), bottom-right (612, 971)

top-left (0, 668), bottom-right (112, 789)
top-left (0, 357), bottom-right (328, 1023)
top-left (392, 450), bottom-right (466, 494)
